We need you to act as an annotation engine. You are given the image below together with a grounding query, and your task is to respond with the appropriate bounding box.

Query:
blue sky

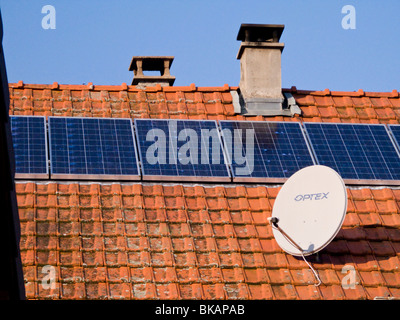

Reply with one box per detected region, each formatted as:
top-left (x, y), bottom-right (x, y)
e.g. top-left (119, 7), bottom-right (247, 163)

top-left (0, 1), bottom-right (399, 92)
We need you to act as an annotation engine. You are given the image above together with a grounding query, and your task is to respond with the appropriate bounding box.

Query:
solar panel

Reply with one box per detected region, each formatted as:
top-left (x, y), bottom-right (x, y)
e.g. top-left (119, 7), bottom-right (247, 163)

top-left (304, 122), bottom-right (400, 184)
top-left (219, 121), bottom-right (315, 182)
top-left (387, 124), bottom-right (400, 162)
top-left (134, 119), bottom-right (231, 182)
top-left (48, 117), bottom-right (140, 180)
top-left (10, 116), bottom-right (49, 178)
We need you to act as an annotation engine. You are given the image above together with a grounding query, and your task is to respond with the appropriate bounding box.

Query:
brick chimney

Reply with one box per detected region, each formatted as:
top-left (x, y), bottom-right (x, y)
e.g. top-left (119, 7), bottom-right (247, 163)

top-left (129, 56), bottom-right (176, 88)
top-left (234, 24), bottom-right (300, 116)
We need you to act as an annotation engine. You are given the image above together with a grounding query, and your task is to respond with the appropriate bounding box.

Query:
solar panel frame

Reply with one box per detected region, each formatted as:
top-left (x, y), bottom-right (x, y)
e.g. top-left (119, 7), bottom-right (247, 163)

top-left (304, 122), bottom-right (400, 185)
top-left (134, 118), bottom-right (231, 182)
top-left (10, 115), bottom-right (49, 179)
top-left (218, 120), bottom-right (316, 183)
top-left (48, 116), bottom-right (141, 180)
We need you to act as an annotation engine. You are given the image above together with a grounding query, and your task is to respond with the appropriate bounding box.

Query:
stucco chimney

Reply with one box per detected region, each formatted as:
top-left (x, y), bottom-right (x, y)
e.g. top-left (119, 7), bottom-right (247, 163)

top-left (129, 56), bottom-right (175, 88)
top-left (234, 24), bottom-right (300, 116)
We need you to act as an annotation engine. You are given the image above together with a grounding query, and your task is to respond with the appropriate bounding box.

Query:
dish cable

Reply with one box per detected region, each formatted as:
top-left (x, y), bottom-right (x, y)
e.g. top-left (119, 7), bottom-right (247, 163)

top-left (268, 217), bottom-right (322, 287)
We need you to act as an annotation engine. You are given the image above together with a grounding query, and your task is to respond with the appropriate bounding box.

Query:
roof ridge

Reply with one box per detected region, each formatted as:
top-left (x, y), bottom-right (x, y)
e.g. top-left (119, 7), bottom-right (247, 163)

top-left (285, 87), bottom-right (399, 98)
top-left (10, 82), bottom-right (399, 98)
top-left (8, 81), bottom-right (236, 93)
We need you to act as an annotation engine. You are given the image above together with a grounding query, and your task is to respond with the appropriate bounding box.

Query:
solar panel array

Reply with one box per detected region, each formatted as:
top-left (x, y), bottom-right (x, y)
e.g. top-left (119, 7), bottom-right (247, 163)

top-left (10, 116), bottom-right (48, 178)
top-left (9, 115), bottom-right (400, 185)
top-left (219, 121), bottom-right (315, 182)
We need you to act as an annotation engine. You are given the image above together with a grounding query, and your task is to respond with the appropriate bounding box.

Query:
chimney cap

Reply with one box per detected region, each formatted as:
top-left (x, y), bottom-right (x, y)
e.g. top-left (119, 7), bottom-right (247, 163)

top-left (129, 56), bottom-right (175, 87)
top-left (237, 23), bottom-right (284, 43)
top-left (129, 56), bottom-right (174, 72)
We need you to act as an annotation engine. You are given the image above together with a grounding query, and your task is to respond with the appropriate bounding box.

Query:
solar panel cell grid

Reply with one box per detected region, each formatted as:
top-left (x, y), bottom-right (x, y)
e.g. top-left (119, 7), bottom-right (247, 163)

top-left (48, 117), bottom-right (140, 180)
top-left (387, 125), bottom-right (400, 173)
top-left (219, 121), bottom-right (315, 182)
top-left (10, 116), bottom-right (48, 178)
top-left (304, 123), bottom-right (400, 183)
top-left (134, 119), bottom-right (231, 181)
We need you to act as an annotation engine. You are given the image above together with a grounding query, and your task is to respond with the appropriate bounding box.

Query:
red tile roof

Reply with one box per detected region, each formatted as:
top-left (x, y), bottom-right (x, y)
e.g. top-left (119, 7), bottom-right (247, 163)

top-left (9, 82), bottom-right (400, 300)
top-left (9, 82), bottom-right (400, 123)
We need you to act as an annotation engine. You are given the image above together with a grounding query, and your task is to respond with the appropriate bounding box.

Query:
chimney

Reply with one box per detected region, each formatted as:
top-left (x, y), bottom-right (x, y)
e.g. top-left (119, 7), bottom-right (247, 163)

top-left (234, 24), bottom-right (300, 116)
top-left (129, 56), bottom-right (176, 88)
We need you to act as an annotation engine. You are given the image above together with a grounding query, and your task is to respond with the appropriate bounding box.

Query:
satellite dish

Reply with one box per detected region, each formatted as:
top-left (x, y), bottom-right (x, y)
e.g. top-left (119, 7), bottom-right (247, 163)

top-left (271, 165), bottom-right (347, 257)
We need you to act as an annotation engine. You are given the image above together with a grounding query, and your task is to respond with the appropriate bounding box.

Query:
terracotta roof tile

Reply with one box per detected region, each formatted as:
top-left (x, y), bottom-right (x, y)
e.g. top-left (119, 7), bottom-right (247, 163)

top-left (271, 284), bottom-right (298, 299)
top-left (384, 227), bottom-right (400, 240)
top-left (295, 285), bottom-right (322, 300)
top-left (262, 253), bottom-right (287, 269)
top-left (352, 255), bottom-right (379, 271)
top-left (364, 286), bottom-right (392, 299)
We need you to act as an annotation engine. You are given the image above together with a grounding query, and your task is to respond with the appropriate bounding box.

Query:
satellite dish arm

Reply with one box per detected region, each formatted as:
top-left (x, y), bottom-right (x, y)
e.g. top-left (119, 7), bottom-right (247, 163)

top-left (268, 217), bottom-right (304, 252)
top-left (268, 217), bottom-right (322, 287)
